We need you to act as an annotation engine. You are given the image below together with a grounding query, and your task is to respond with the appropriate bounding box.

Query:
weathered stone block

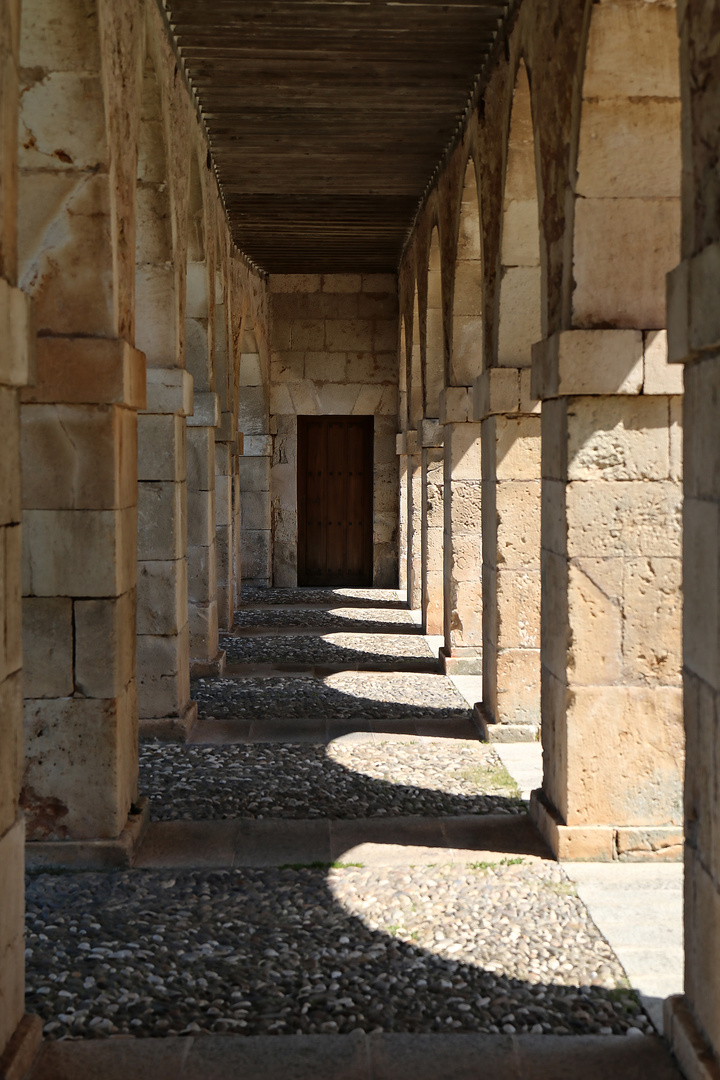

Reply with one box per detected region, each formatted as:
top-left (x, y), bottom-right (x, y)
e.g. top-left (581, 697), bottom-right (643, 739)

top-left (137, 559), bottom-right (187, 637)
top-left (566, 479), bottom-right (681, 558)
top-left (242, 490), bottom-right (271, 531)
top-left (440, 386), bottom-right (471, 425)
top-left (186, 390), bottom-right (219, 428)
top-left (138, 413), bottom-right (185, 482)
top-left (188, 542), bottom-right (218, 604)
top-left (137, 622), bottom-right (190, 720)
top-left (74, 591), bottom-right (135, 700)
top-left (0, 674), bottom-right (22, 835)
top-left (473, 368), bottom-right (519, 420)
top-left (446, 422), bottom-right (481, 479)
top-left (144, 367), bottom-right (193, 418)
top-left (187, 489), bottom-right (216, 548)
top-left (186, 425), bottom-right (216, 490)
top-left (137, 482), bottom-right (185, 562)
top-left (494, 415), bottom-right (541, 481)
top-left (0, 388), bottom-right (20, 525)
top-left (567, 395), bottom-right (671, 481)
top-left (22, 506), bottom-right (137, 598)
top-left (0, 816), bottom-right (25, 1051)
top-left (644, 330), bottom-right (683, 394)
top-left (22, 597), bottom-right (73, 698)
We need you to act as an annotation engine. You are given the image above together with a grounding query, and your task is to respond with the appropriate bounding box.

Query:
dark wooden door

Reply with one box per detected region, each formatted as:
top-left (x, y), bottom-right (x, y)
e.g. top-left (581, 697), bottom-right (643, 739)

top-left (298, 415), bottom-right (374, 586)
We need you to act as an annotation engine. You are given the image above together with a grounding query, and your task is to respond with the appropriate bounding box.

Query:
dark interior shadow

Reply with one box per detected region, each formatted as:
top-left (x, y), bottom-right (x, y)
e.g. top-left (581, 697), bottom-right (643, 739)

top-left (220, 633), bottom-right (440, 674)
top-left (240, 586), bottom-right (408, 611)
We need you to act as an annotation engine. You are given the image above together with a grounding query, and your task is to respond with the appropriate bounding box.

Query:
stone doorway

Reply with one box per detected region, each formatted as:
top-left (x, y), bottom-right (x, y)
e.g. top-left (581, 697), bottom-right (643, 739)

top-left (297, 415), bottom-right (374, 587)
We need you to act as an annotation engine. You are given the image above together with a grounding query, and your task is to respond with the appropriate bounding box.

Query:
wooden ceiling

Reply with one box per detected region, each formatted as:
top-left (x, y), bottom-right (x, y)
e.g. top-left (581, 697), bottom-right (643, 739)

top-left (164, 0), bottom-right (511, 274)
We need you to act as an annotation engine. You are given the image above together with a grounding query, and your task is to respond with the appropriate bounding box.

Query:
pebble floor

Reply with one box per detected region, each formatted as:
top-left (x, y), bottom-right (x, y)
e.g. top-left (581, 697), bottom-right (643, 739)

top-left (25, 587), bottom-right (654, 1043)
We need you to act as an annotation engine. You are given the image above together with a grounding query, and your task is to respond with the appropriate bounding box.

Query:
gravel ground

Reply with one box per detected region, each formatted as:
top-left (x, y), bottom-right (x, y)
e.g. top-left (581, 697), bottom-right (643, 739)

top-left (221, 633), bottom-right (437, 669)
top-left (232, 607), bottom-right (417, 634)
top-left (138, 742), bottom-right (525, 821)
top-left (240, 587), bottom-right (405, 609)
top-left (26, 863), bottom-right (651, 1040)
top-left (193, 673), bottom-right (471, 721)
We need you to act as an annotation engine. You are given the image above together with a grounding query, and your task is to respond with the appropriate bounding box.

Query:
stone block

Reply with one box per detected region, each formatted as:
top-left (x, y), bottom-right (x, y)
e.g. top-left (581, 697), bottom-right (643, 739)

top-left (314, 382), bottom-right (363, 414)
top-left (215, 473), bottom-right (231, 528)
top-left (623, 556), bottom-right (682, 685)
top-left (138, 482), bottom-right (185, 562)
top-left (541, 398), bottom-right (567, 481)
top-left (0, 280), bottom-right (35, 389)
top-left (238, 455), bottom-right (270, 492)
top-left (3, 526), bottom-right (21, 680)
top-left (519, 369), bottom-right (540, 414)
top-left (138, 413), bottom-right (185, 482)
top-left (137, 559), bottom-right (187, 636)
top-left (567, 558), bottom-right (623, 685)
top-left (244, 434), bottom-right (273, 457)
top-left (22, 336), bottom-right (145, 410)
top-left (439, 386), bottom-right (471, 425)
top-left (497, 266), bottom-right (541, 367)
top-left (473, 368), bottom-right (520, 420)
top-left (495, 480), bottom-right (541, 570)
top-left (541, 479), bottom-right (567, 558)
top-left (186, 390), bottom-right (219, 428)
top-left (496, 567), bottom-right (541, 649)
top-left (188, 541), bottom-right (218, 604)
top-left (419, 418), bottom-right (443, 448)
top-left (494, 415), bottom-right (541, 481)
top-left (576, 99), bottom-right (681, 201)
top-left (540, 550), bottom-right (569, 683)
top-left (21, 402), bottom-right (137, 509)
top-left (0, 674), bottom-right (22, 835)
top-left (684, 497), bottom-right (720, 689)
top-left (242, 490), bottom-right (271, 531)
top-left (582, 1), bottom-right (679, 99)
top-left (22, 597), bottom-right (73, 698)
top-left (187, 489), bottom-right (215, 548)
top-left (144, 367), bottom-right (193, 417)
top-left (495, 647), bottom-right (541, 727)
top-left (305, 351), bottom-right (346, 382)
top-left (214, 411), bottom-right (234, 443)
top-left (322, 273), bottom-right (362, 293)
top-left (689, 242), bottom-right (720, 358)
top-left (446, 422), bottom-right (481, 479)
top-left (532, 330), bottom-right (644, 400)
top-left (324, 319), bottom-right (374, 352)
top-left (239, 351), bottom-right (263, 386)
top-left (238, 386), bottom-right (269, 435)
top-left (666, 258), bottom-right (689, 365)
top-left (186, 425), bottom-right (215, 491)
top-left (74, 591), bottom-right (135, 700)
top-left (270, 274), bottom-right (321, 293)
top-left (242, 529), bottom-right (271, 582)
top-left (0, 817), bottom-right (25, 1051)
top-left (566, 479), bottom-right (681, 558)
top-left (447, 480), bottom-right (482, 533)
top-left (188, 599), bottom-right (219, 662)
top-left (137, 623), bottom-right (190, 720)
top-left (185, 261), bottom-right (208, 319)
top-left (135, 266), bottom-right (174, 366)
top-left (22, 506), bottom-right (137, 598)
top-left (23, 685), bottom-right (137, 840)
top-left (644, 330), bottom-right (683, 394)
top-left (566, 395), bottom-right (671, 481)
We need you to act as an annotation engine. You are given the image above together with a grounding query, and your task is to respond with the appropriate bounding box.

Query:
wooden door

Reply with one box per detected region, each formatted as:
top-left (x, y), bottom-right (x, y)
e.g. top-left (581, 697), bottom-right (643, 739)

top-left (298, 415), bottom-right (374, 586)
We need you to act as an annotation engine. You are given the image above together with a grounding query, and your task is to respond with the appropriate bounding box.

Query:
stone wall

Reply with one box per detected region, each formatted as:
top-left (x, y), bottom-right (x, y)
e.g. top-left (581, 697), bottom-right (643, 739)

top-left (268, 273), bottom-right (399, 588)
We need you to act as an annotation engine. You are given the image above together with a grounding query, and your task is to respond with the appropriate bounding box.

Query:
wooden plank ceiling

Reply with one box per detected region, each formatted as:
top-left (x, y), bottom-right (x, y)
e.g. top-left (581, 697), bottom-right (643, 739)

top-left (164, 0), bottom-right (510, 273)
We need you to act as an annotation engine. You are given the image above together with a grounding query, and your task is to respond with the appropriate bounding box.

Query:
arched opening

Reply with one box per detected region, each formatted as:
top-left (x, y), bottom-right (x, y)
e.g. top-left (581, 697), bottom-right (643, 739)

top-left (451, 159), bottom-right (483, 385)
top-left (480, 59), bottom-right (542, 739)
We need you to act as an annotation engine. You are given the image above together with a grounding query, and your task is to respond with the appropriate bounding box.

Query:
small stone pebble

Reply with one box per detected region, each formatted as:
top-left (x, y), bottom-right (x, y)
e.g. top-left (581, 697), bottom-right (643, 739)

top-left (25, 863), bottom-right (653, 1041)
top-left (138, 741), bottom-right (525, 821)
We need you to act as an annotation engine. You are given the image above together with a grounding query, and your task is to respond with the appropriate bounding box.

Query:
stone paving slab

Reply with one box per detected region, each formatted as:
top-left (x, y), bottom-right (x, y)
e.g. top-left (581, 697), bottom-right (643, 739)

top-left (138, 741), bottom-right (524, 822)
top-left (192, 673), bottom-right (471, 722)
top-left (28, 1032), bottom-right (683, 1080)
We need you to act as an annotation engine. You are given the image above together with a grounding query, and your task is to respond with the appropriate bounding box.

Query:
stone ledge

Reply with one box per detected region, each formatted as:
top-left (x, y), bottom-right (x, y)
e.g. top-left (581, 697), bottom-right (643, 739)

top-left (0, 1014), bottom-right (42, 1080)
top-left (530, 790), bottom-right (684, 863)
top-left (25, 798), bottom-right (149, 872)
top-left (419, 418), bottom-right (443, 448)
top-left (473, 704), bottom-right (539, 743)
top-left (664, 995), bottom-right (720, 1080)
top-left (22, 337), bottom-right (145, 409)
top-left (440, 647), bottom-right (482, 675)
top-left (139, 700), bottom-right (199, 741)
top-left (190, 650), bottom-right (227, 678)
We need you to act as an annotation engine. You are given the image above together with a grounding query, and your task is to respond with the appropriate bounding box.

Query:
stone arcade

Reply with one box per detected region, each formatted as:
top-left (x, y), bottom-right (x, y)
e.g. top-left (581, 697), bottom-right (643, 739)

top-left (0, 0), bottom-right (719, 1077)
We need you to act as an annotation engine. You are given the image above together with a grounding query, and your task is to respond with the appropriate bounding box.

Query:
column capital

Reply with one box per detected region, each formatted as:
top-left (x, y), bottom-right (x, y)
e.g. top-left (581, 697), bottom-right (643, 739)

top-left (473, 366), bottom-right (540, 420)
top-left (418, 418), bottom-right (443, 448)
top-left (143, 367), bottom-right (193, 417)
top-left (530, 328), bottom-right (678, 400)
top-left (23, 336), bottom-right (146, 410)
top-left (439, 385), bottom-right (471, 424)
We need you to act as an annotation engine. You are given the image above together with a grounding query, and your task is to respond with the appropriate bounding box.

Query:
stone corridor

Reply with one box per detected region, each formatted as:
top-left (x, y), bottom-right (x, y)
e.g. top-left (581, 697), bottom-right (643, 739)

top-left (22, 590), bottom-right (680, 1078)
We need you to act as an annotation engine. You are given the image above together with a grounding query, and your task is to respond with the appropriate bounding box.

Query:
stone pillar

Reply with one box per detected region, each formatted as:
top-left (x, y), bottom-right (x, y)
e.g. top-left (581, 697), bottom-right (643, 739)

top-left (21, 338), bottom-right (146, 840)
top-left (0, 282), bottom-right (37, 1063)
top-left (474, 368), bottom-right (541, 740)
top-left (530, 329), bottom-right (683, 860)
top-left (440, 387), bottom-right (482, 673)
top-left (664, 240), bottom-right (720, 1070)
top-left (239, 434), bottom-right (272, 585)
top-left (215, 412), bottom-right (235, 630)
top-left (396, 434), bottom-right (408, 594)
top-left (406, 430), bottom-right (422, 611)
top-left (187, 391), bottom-right (224, 675)
top-left (137, 368), bottom-right (195, 739)
top-left (419, 419), bottom-right (444, 635)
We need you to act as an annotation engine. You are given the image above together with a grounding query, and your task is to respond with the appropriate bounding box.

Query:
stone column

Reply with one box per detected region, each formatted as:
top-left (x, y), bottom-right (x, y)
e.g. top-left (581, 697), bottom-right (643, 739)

top-left (187, 391), bottom-right (224, 675)
top-left (21, 338), bottom-right (146, 840)
top-left (474, 368), bottom-right (541, 740)
top-left (406, 430), bottom-right (422, 611)
top-left (419, 419), bottom-right (444, 635)
top-left (664, 241), bottom-right (720, 1068)
top-left (396, 434), bottom-right (408, 594)
top-left (0, 281), bottom-right (37, 1063)
top-left (136, 368), bottom-right (195, 739)
top-left (215, 411), bottom-right (236, 630)
top-left (530, 329), bottom-right (683, 860)
top-left (440, 387), bottom-right (482, 673)
top-left (239, 434), bottom-right (272, 585)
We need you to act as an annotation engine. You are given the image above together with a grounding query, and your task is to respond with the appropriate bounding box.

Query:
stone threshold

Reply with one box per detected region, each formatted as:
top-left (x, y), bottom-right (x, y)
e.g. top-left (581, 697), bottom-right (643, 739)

top-left (26, 798), bottom-right (150, 871)
top-left (474, 703), bottom-right (540, 744)
top-left (132, 812), bottom-right (551, 869)
top-left (0, 1015), bottom-right (42, 1080)
top-left (140, 702), bottom-right (199, 742)
top-left (665, 994), bottom-right (720, 1080)
top-left (27, 1030), bottom-right (683, 1080)
top-left (530, 789), bottom-right (684, 863)
top-left (183, 716), bottom-right (479, 745)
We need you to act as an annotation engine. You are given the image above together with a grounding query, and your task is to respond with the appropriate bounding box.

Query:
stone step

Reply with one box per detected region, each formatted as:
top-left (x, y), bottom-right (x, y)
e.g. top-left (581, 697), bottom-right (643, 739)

top-left (133, 813), bottom-right (550, 870)
top-left (28, 1031), bottom-right (683, 1080)
top-left (185, 716), bottom-right (479, 745)
top-left (220, 659), bottom-right (442, 677)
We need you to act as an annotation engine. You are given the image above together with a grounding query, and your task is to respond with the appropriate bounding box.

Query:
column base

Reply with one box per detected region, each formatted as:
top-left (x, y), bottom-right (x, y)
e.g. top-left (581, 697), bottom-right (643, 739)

top-left (664, 995), bottom-right (720, 1080)
top-left (25, 798), bottom-right (149, 872)
top-left (0, 1014), bottom-right (43, 1080)
top-left (190, 649), bottom-right (227, 678)
top-left (139, 700), bottom-right (198, 741)
top-left (440, 647), bottom-right (482, 675)
top-left (530, 790), bottom-right (683, 862)
top-left (473, 703), bottom-right (539, 743)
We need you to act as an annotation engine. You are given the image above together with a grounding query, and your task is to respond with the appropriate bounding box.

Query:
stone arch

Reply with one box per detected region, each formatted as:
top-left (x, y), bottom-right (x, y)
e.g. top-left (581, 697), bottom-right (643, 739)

top-left (135, 48), bottom-right (174, 365)
top-left (409, 286), bottom-right (423, 429)
top-left (185, 152), bottom-right (212, 390)
top-left (425, 227), bottom-right (443, 415)
top-left (572, 0), bottom-right (681, 330)
top-left (498, 59), bottom-right (541, 367)
top-left (451, 156), bottom-right (483, 385)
